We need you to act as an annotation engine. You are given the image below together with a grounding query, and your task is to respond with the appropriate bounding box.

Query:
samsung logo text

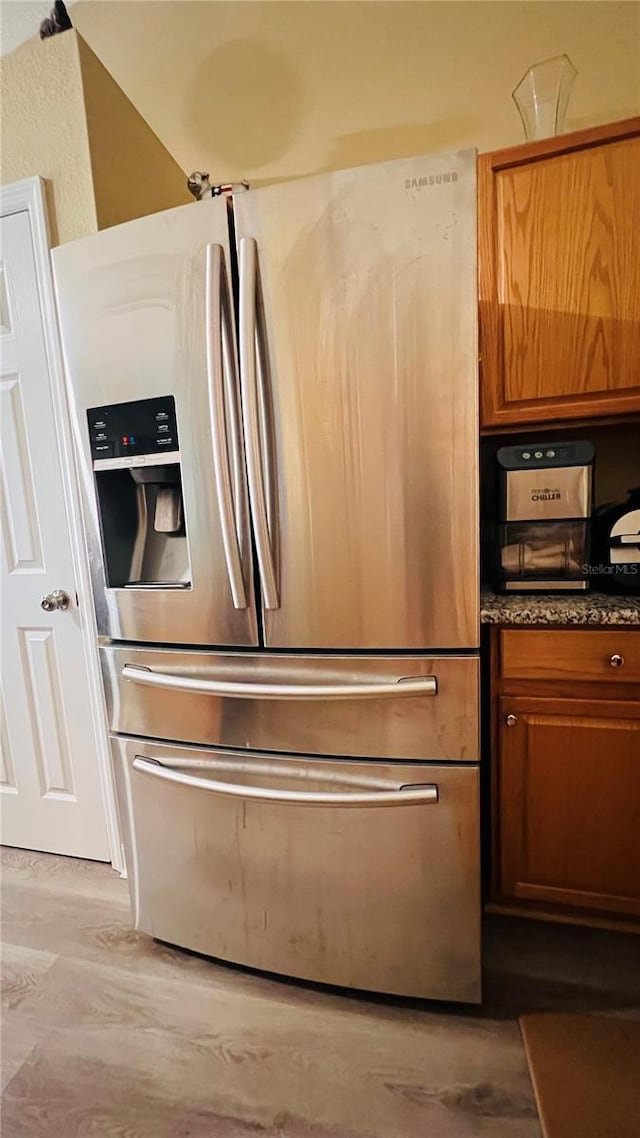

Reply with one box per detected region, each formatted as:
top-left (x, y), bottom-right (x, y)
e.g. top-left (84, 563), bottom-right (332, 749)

top-left (405, 172), bottom-right (458, 190)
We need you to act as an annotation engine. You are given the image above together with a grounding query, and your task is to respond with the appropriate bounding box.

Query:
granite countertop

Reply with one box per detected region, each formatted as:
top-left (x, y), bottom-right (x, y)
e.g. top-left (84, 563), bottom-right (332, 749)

top-left (481, 588), bottom-right (640, 626)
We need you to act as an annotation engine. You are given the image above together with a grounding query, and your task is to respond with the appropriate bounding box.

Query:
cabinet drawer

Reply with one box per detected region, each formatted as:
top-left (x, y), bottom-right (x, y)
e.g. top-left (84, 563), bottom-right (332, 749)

top-left (501, 628), bottom-right (640, 684)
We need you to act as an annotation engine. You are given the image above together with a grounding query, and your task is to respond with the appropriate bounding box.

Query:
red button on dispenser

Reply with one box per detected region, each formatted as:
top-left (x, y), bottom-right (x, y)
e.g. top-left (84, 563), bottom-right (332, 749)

top-left (122, 435), bottom-right (129, 445)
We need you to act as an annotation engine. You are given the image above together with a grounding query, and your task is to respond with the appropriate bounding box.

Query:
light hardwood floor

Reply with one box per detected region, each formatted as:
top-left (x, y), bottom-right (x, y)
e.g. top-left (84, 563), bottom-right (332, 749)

top-left (2, 847), bottom-right (639, 1137)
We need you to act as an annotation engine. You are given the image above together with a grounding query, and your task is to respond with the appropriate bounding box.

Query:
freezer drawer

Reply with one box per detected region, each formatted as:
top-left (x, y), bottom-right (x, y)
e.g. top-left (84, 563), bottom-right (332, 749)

top-left (113, 737), bottom-right (481, 1002)
top-left (102, 645), bottom-right (479, 761)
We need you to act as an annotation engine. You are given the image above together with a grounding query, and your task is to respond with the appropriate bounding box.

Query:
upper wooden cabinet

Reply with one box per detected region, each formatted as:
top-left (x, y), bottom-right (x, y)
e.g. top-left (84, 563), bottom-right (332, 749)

top-left (479, 117), bottom-right (640, 430)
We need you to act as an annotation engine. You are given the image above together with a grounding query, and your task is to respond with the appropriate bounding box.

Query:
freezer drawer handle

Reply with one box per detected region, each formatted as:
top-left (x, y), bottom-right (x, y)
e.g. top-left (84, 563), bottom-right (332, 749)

top-left (205, 242), bottom-right (247, 609)
top-left (132, 756), bottom-right (439, 807)
top-left (122, 663), bottom-right (437, 699)
top-left (238, 236), bottom-right (279, 610)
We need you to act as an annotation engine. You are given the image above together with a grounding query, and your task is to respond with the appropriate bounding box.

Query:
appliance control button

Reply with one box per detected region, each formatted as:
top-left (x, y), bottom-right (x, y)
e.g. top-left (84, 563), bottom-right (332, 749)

top-left (534, 451), bottom-right (543, 459)
top-left (157, 423), bottom-right (169, 432)
top-left (93, 420), bottom-right (106, 430)
top-left (546, 449), bottom-right (556, 458)
top-left (157, 437), bottom-right (173, 446)
top-left (94, 443), bottom-right (113, 457)
top-left (94, 432), bottom-right (107, 441)
top-left (522, 451), bottom-right (531, 460)
top-left (155, 411), bottom-right (169, 421)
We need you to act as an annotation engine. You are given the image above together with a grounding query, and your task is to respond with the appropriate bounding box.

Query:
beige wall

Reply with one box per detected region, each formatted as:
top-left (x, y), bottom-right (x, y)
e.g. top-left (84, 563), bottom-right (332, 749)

top-left (76, 37), bottom-right (191, 230)
top-left (0, 29), bottom-right (190, 244)
top-left (71, 0), bottom-right (640, 184)
top-left (2, 4), bottom-right (638, 238)
top-left (0, 32), bottom-right (97, 245)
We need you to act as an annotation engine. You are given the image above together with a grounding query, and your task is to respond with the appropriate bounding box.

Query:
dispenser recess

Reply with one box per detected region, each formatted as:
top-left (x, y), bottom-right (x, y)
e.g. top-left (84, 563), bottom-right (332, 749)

top-left (88, 396), bottom-right (191, 589)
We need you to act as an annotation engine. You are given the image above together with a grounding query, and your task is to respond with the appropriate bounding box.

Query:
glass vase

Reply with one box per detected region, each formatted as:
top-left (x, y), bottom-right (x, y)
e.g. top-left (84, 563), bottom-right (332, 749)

top-left (512, 55), bottom-right (577, 141)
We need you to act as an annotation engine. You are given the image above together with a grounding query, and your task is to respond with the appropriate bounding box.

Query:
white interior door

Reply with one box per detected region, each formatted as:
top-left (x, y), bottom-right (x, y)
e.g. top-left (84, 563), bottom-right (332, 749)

top-left (1, 205), bottom-right (109, 859)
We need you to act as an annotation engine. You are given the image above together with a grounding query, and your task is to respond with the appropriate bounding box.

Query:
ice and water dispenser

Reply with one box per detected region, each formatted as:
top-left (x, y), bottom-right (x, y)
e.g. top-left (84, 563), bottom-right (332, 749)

top-left (88, 396), bottom-right (191, 589)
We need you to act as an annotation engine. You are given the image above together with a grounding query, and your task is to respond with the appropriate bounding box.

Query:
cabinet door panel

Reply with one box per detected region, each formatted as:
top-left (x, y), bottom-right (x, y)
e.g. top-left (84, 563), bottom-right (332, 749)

top-left (480, 119), bottom-right (640, 427)
top-left (500, 139), bottom-right (640, 404)
top-left (499, 697), bottom-right (640, 918)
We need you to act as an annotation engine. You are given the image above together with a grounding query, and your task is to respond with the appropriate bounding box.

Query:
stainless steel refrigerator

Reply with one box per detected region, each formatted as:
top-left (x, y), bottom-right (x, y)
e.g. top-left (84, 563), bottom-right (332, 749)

top-left (53, 150), bottom-right (480, 1002)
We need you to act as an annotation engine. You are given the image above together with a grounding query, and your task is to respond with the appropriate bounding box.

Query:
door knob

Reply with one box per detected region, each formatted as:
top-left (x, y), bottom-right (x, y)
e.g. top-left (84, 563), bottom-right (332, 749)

top-left (40, 589), bottom-right (70, 612)
top-left (610, 654), bottom-right (624, 668)
top-left (505, 714), bottom-right (518, 728)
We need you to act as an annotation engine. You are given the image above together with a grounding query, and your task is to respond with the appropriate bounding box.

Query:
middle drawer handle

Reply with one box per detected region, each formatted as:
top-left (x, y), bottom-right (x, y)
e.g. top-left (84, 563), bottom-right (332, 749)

top-left (609, 654), bottom-right (625, 668)
top-left (122, 664), bottom-right (438, 700)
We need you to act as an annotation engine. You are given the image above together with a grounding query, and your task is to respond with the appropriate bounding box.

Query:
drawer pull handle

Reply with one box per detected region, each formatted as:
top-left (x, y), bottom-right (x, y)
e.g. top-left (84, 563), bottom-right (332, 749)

top-left (122, 663), bottom-right (438, 700)
top-left (610, 654), bottom-right (624, 668)
top-left (132, 757), bottom-right (439, 808)
top-left (505, 714), bottom-right (518, 728)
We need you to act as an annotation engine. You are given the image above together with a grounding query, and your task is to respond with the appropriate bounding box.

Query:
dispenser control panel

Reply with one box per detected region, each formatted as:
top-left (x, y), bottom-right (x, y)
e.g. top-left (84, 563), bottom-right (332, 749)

top-left (496, 440), bottom-right (595, 471)
top-left (88, 396), bottom-right (178, 460)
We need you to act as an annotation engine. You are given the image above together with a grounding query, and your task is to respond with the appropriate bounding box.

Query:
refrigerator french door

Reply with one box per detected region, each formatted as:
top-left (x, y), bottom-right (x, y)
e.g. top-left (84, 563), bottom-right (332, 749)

top-left (54, 150), bottom-right (478, 651)
top-left (234, 151), bottom-right (478, 649)
top-left (53, 198), bottom-right (259, 647)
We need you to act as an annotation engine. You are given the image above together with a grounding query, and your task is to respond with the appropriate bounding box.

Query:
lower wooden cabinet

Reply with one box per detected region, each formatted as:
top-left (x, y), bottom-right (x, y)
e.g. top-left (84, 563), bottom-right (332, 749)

top-left (498, 696), bottom-right (640, 919)
top-left (490, 627), bottom-right (640, 927)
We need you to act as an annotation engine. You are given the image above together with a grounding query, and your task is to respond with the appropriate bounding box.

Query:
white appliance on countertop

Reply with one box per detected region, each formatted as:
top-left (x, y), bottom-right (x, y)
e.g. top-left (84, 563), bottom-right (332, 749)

top-left (52, 150), bottom-right (480, 1002)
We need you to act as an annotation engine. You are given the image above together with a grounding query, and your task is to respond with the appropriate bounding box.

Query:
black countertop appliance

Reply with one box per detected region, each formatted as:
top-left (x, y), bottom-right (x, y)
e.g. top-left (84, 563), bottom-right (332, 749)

top-left (592, 487), bottom-right (640, 594)
top-left (495, 440), bottom-right (595, 593)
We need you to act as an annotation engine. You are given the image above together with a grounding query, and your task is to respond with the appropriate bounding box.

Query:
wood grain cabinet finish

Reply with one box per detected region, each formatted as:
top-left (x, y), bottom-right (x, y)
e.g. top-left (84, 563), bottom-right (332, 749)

top-left (479, 117), bottom-right (640, 429)
top-left (501, 628), bottom-right (640, 685)
top-left (498, 696), bottom-right (640, 920)
top-left (491, 625), bottom-right (640, 928)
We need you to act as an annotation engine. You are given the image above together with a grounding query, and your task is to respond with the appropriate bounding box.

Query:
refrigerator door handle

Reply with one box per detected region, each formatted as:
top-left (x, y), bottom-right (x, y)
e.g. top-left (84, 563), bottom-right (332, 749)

top-left (122, 663), bottom-right (438, 699)
top-left (133, 756), bottom-right (439, 807)
top-left (205, 242), bottom-right (247, 609)
top-left (238, 236), bottom-right (279, 609)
